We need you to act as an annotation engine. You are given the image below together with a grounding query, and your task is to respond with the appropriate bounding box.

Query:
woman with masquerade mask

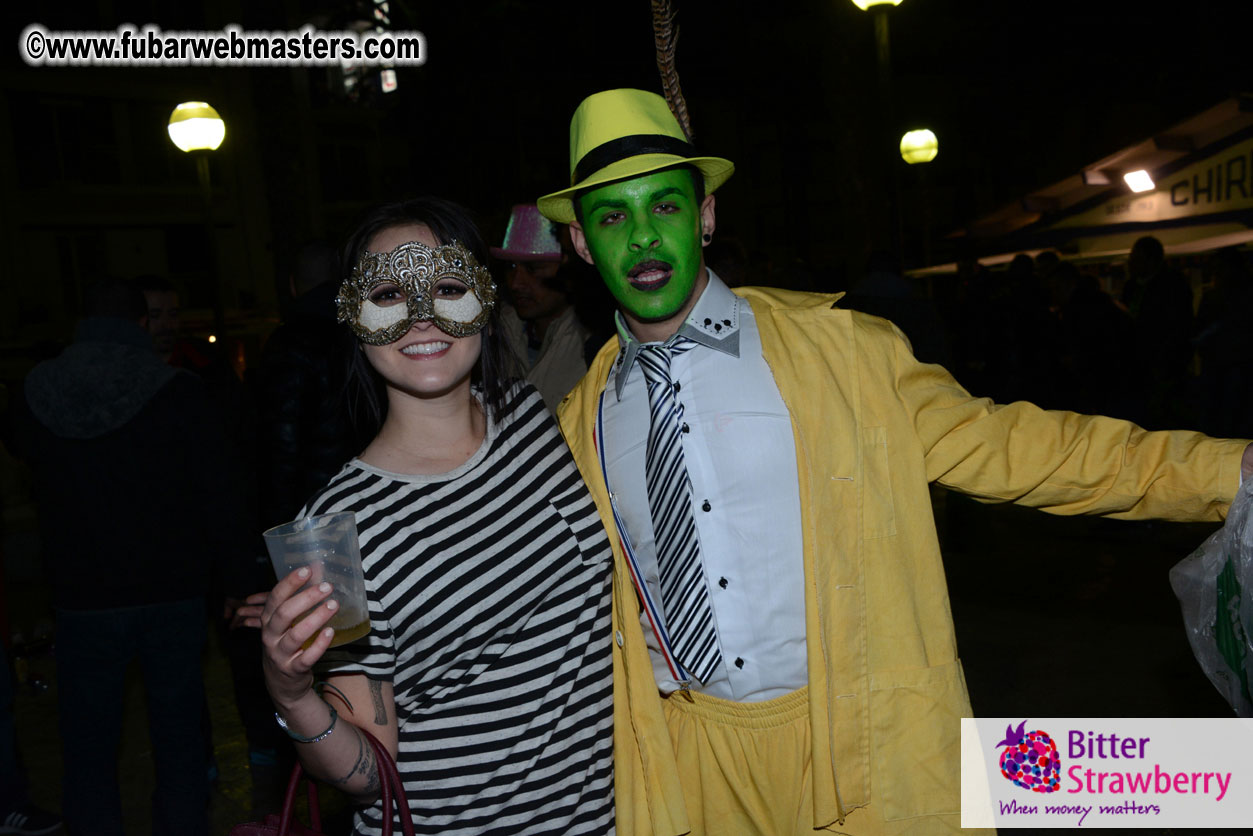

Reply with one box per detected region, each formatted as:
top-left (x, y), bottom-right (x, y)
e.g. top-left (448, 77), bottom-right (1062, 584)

top-left (255, 197), bottom-right (615, 835)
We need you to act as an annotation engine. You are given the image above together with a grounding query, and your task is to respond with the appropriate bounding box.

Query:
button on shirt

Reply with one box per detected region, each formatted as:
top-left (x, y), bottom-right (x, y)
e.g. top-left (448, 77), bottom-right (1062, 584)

top-left (601, 271), bottom-right (807, 702)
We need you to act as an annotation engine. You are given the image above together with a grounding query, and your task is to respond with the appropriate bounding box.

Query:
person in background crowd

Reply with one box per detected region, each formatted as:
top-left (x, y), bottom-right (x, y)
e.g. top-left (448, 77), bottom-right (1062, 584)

top-left (257, 242), bottom-right (361, 530)
top-left (136, 274), bottom-right (262, 791)
top-left (138, 277), bottom-right (180, 363)
top-left (1121, 235), bottom-right (1195, 429)
top-left (1, 594), bottom-right (61, 835)
top-left (946, 252), bottom-right (994, 395)
top-left (0, 383), bottom-right (60, 836)
top-left (245, 240), bottom-right (362, 805)
top-left (135, 275), bottom-right (257, 543)
top-left (492, 204), bottom-right (594, 411)
top-left (840, 249), bottom-right (951, 367)
top-left (13, 278), bottom-right (250, 836)
top-left (1049, 261), bottom-right (1136, 417)
top-left (135, 275), bottom-right (255, 443)
top-left (984, 252), bottom-right (1058, 407)
top-left (1194, 247), bottom-right (1253, 438)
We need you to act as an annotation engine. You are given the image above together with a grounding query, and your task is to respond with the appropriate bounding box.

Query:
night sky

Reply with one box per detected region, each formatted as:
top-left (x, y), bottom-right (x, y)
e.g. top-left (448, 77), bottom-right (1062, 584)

top-left (5, 0), bottom-right (1253, 282)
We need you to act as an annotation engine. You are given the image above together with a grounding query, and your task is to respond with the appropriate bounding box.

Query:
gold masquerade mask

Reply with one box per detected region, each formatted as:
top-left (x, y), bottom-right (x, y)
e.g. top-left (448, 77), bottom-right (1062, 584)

top-left (336, 239), bottom-right (498, 344)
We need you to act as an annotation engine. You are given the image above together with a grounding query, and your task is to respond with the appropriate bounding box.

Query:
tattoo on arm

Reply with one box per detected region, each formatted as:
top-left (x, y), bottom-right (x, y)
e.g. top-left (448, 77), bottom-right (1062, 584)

top-left (361, 749), bottom-right (380, 796)
top-left (368, 679), bottom-right (388, 726)
top-left (329, 729), bottom-right (379, 795)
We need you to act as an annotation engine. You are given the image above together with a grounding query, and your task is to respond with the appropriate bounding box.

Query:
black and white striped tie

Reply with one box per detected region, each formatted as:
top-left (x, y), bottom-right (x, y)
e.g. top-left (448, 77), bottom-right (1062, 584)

top-left (637, 338), bottom-right (722, 684)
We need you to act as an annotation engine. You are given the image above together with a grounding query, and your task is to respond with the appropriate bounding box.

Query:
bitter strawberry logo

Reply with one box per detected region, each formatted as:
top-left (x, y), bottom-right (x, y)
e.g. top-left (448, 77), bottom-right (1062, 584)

top-left (996, 720), bottom-right (1061, 793)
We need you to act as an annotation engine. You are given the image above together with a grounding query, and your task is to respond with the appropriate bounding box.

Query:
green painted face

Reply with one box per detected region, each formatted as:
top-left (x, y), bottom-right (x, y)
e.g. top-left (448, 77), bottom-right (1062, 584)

top-left (577, 168), bottom-right (704, 323)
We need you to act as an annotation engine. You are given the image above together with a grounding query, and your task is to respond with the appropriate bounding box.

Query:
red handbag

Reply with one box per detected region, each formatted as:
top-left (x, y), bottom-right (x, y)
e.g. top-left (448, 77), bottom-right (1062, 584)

top-left (230, 728), bottom-right (415, 836)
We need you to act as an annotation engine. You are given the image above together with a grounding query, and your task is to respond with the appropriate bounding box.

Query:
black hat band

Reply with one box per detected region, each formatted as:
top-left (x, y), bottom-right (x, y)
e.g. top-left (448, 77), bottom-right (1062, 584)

top-left (573, 133), bottom-right (695, 185)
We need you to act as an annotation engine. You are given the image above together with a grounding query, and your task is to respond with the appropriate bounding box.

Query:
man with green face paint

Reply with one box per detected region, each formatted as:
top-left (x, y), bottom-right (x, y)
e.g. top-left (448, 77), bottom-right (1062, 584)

top-left (538, 89), bottom-right (1253, 836)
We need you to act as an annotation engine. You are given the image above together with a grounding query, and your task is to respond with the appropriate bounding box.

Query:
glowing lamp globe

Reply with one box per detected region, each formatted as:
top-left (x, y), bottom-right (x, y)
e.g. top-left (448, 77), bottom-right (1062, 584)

top-left (900, 129), bottom-right (938, 164)
top-left (167, 102), bottom-right (225, 152)
top-left (1123, 170), bottom-right (1155, 193)
top-left (850, 0), bottom-right (903, 9)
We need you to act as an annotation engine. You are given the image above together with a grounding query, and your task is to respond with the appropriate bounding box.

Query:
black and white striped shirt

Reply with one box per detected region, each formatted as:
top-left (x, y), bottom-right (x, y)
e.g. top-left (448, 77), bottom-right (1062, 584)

top-left (311, 385), bottom-right (614, 835)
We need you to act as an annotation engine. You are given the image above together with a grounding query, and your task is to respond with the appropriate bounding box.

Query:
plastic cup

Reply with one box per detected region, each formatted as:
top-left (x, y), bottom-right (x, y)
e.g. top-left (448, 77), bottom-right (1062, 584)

top-left (263, 511), bottom-right (370, 648)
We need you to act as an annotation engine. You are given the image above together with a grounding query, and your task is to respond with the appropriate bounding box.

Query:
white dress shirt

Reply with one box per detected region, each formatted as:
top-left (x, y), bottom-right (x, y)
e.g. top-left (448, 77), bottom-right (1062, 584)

top-left (600, 271), bottom-right (807, 702)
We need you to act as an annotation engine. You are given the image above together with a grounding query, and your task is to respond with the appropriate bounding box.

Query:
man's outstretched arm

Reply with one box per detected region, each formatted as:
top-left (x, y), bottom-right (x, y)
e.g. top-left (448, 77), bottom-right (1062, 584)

top-left (879, 318), bottom-right (1251, 521)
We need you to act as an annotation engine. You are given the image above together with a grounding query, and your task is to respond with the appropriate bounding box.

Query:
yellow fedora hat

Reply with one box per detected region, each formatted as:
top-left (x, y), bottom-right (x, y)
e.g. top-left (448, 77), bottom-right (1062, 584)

top-left (537, 88), bottom-right (734, 225)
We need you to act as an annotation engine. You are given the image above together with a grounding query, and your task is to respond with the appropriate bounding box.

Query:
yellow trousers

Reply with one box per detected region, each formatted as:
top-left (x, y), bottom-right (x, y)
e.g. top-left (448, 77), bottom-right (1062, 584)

top-left (662, 686), bottom-right (971, 835)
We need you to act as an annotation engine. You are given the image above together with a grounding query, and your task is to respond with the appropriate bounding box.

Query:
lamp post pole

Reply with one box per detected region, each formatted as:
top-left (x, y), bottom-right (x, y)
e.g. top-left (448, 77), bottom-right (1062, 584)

top-left (900, 129), bottom-right (938, 268)
top-left (873, 6), bottom-right (892, 103)
top-left (168, 102), bottom-right (226, 338)
top-left (879, 7), bottom-right (904, 258)
top-left (192, 153), bottom-right (224, 336)
top-left (851, 0), bottom-right (905, 257)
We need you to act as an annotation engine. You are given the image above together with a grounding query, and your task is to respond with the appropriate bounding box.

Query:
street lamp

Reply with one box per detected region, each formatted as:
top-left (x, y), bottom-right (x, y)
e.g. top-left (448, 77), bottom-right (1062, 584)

top-left (1123, 169), bottom-right (1155, 193)
top-left (900, 129), bottom-right (938, 164)
top-left (166, 101), bottom-right (225, 152)
top-left (168, 101), bottom-right (226, 336)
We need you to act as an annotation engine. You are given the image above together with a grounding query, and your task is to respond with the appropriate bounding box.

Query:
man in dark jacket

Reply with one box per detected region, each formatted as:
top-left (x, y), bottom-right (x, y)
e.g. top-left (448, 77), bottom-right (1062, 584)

top-left (15, 278), bottom-right (247, 836)
top-left (257, 242), bottom-right (359, 529)
top-left (239, 243), bottom-right (359, 798)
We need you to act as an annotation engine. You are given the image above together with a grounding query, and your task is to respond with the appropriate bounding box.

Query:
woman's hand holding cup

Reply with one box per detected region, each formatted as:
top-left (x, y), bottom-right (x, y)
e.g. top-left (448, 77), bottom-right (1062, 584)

top-left (261, 566), bottom-right (338, 709)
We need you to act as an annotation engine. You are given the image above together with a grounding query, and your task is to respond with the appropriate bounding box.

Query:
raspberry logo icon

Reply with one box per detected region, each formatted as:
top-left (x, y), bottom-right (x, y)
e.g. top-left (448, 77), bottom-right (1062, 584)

top-left (995, 720), bottom-right (1061, 793)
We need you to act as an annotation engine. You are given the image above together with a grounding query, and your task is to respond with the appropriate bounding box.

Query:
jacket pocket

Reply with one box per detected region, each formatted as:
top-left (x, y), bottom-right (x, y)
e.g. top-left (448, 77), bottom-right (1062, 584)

top-left (868, 659), bottom-right (968, 820)
top-left (862, 425), bottom-right (897, 539)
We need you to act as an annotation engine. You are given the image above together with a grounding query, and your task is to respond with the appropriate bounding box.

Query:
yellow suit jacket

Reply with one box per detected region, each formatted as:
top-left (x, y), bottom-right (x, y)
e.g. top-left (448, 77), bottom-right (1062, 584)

top-left (556, 286), bottom-right (1247, 835)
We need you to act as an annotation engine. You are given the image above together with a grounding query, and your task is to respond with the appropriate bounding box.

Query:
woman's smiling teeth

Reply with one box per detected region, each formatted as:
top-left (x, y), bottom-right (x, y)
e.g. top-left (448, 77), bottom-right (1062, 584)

top-left (401, 341), bottom-right (450, 356)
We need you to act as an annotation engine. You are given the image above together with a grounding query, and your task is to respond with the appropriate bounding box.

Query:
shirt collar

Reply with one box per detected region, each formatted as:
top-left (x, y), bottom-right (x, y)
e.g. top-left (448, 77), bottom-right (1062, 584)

top-left (612, 269), bottom-right (742, 400)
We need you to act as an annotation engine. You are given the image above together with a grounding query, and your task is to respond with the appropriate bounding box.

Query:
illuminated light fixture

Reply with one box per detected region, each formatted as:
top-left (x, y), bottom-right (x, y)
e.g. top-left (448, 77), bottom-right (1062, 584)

top-left (380, 69), bottom-right (398, 93)
top-left (851, 0), bottom-right (903, 7)
top-left (208, 335), bottom-right (217, 343)
top-left (900, 129), bottom-right (938, 164)
top-left (1123, 169), bottom-right (1155, 193)
top-left (167, 101), bottom-right (225, 152)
